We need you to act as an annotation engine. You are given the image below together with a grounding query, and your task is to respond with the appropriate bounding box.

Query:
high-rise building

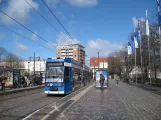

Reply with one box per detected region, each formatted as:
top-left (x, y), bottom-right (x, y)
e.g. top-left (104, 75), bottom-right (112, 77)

top-left (56, 44), bottom-right (85, 64)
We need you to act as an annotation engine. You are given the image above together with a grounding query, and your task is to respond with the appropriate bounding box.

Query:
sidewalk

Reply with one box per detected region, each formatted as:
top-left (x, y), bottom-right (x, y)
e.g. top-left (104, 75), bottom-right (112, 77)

top-left (130, 82), bottom-right (161, 94)
top-left (51, 82), bottom-right (128, 120)
top-left (0, 85), bottom-right (44, 95)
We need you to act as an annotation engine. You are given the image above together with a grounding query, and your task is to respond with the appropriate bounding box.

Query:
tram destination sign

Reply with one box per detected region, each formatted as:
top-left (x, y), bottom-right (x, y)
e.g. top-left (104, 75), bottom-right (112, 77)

top-left (47, 62), bottom-right (64, 66)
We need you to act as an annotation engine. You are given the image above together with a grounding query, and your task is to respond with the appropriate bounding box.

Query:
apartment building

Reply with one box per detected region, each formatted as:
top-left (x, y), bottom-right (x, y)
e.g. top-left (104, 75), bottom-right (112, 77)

top-left (56, 44), bottom-right (86, 64)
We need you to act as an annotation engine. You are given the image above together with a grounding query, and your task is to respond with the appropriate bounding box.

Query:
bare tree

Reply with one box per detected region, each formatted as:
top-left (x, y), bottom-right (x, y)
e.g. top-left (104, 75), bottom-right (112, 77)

top-left (4, 53), bottom-right (24, 69)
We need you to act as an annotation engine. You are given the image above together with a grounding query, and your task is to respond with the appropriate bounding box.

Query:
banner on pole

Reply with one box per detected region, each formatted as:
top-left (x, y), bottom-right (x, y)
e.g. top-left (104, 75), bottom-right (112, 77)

top-left (128, 42), bottom-right (132, 55)
top-left (131, 36), bottom-right (135, 53)
top-left (134, 33), bottom-right (139, 48)
top-left (146, 9), bottom-right (150, 36)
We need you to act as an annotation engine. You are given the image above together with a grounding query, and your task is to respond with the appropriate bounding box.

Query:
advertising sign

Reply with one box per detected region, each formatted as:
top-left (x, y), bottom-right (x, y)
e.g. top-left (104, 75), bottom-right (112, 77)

top-left (95, 70), bottom-right (108, 87)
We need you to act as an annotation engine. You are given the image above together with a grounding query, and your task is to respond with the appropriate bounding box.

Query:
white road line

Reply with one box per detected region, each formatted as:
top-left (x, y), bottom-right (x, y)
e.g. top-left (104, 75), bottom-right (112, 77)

top-left (21, 82), bottom-right (94, 120)
top-left (22, 109), bottom-right (40, 120)
top-left (41, 83), bottom-right (94, 120)
top-left (56, 84), bottom-right (94, 120)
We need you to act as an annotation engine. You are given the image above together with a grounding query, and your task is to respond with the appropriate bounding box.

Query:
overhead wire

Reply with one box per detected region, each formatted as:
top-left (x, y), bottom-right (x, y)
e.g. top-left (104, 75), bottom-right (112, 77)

top-left (24, 0), bottom-right (69, 42)
top-left (41, 0), bottom-right (77, 44)
top-left (0, 24), bottom-right (51, 52)
top-left (0, 9), bottom-right (57, 48)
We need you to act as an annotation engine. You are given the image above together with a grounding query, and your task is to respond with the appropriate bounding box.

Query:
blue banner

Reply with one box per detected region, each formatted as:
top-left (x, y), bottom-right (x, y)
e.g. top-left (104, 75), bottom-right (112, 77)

top-left (134, 32), bottom-right (139, 48)
top-left (127, 42), bottom-right (132, 55)
top-left (157, 0), bottom-right (161, 25)
top-left (131, 36), bottom-right (135, 53)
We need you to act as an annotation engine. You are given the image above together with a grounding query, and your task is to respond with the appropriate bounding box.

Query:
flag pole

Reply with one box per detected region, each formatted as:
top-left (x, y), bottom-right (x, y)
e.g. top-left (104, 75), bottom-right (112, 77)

top-left (135, 47), bottom-right (137, 85)
top-left (157, 0), bottom-right (161, 65)
top-left (138, 20), bottom-right (143, 85)
top-left (146, 9), bottom-right (151, 87)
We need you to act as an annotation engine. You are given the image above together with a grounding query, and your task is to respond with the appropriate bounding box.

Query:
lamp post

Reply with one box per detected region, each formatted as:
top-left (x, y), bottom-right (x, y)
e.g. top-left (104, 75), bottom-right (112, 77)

top-left (28, 62), bottom-right (30, 75)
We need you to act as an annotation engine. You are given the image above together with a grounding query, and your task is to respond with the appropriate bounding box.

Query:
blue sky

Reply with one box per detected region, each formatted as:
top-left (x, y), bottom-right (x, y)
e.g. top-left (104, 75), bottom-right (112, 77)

top-left (0, 0), bottom-right (157, 61)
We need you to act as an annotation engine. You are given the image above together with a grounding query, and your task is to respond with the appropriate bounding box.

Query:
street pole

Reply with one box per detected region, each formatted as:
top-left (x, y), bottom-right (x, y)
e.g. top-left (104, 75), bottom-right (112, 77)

top-left (103, 60), bottom-right (104, 69)
top-left (148, 36), bottom-right (152, 86)
top-left (94, 57), bottom-right (95, 80)
top-left (28, 62), bottom-right (30, 74)
top-left (0, 52), bottom-right (2, 63)
top-left (128, 55), bottom-right (129, 78)
top-left (98, 52), bottom-right (99, 69)
top-left (34, 52), bottom-right (35, 75)
top-left (29, 52), bottom-right (40, 76)
top-left (138, 21), bottom-right (143, 85)
top-left (135, 48), bottom-right (137, 85)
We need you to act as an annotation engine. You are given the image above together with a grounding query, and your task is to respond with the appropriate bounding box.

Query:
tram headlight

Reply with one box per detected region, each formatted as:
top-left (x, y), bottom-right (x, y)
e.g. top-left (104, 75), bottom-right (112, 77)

top-left (58, 82), bottom-right (63, 86)
top-left (50, 83), bottom-right (53, 86)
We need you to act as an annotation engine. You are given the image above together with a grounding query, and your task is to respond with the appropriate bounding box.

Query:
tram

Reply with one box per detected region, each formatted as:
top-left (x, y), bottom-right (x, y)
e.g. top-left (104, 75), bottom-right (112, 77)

top-left (44, 57), bottom-right (90, 95)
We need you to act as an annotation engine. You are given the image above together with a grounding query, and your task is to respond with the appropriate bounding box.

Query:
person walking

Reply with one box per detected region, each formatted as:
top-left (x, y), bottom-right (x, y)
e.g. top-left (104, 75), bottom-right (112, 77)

top-left (1, 75), bottom-right (7, 90)
top-left (115, 75), bottom-right (120, 85)
top-left (100, 74), bottom-right (105, 90)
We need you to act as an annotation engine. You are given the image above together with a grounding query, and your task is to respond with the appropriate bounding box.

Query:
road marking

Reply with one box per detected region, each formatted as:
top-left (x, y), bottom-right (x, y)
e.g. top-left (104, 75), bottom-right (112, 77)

top-left (21, 82), bottom-right (94, 120)
top-left (41, 83), bottom-right (94, 120)
top-left (22, 109), bottom-right (40, 120)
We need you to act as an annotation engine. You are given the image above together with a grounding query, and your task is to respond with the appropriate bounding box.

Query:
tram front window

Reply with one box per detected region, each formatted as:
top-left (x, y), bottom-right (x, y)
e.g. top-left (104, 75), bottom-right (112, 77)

top-left (46, 67), bottom-right (64, 82)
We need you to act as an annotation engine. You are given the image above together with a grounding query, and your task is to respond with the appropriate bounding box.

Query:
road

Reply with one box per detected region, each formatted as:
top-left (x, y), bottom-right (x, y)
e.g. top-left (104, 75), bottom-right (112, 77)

top-left (0, 88), bottom-right (62, 120)
top-left (56, 80), bottom-right (161, 120)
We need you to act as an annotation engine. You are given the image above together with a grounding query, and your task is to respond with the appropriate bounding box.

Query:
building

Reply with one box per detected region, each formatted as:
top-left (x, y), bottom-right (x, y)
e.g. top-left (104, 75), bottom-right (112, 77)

top-left (56, 44), bottom-right (85, 64)
top-left (22, 60), bottom-right (46, 74)
top-left (90, 57), bottom-right (108, 78)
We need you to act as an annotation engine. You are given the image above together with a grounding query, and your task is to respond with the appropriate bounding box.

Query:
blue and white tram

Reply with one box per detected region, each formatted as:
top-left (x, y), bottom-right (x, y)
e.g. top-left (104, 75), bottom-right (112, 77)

top-left (44, 57), bottom-right (83, 95)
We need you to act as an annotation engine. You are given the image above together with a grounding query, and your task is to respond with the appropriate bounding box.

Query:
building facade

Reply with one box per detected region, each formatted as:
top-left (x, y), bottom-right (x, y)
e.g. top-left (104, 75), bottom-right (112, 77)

top-left (22, 60), bottom-right (46, 74)
top-left (56, 44), bottom-right (86, 64)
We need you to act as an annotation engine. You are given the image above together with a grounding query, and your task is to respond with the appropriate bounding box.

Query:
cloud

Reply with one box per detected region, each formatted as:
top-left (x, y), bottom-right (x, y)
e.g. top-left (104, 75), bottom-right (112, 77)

top-left (132, 17), bottom-right (145, 29)
top-left (16, 43), bottom-right (28, 51)
top-left (0, 33), bottom-right (5, 40)
top-left (46, 0), bottom-right (61, 8)
top-left (55, 11), bottom-right (66, 20)
top-left (56, 32), bottom-right (80, 44)
top-left (46, 42), bottom-right (57, 48)
top-left (0, 0), bottom-right (38, 25)
top-left (68, 14), bottom-right (76, 27)
top-left (67, 0), bottom-right (98, 7)
top-left (86, 39), bottom-right (122, 57)
top-left (31, 32), bottom-right (37, 41)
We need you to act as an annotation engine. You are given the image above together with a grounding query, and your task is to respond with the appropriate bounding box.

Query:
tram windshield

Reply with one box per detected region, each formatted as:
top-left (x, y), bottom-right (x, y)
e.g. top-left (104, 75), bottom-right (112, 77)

top-left (46, 67), bottom-right (64, 82)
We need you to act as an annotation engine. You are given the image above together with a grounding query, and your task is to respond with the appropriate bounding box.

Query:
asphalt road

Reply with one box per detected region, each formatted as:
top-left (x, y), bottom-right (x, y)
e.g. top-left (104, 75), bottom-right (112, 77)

top-left (0, 88), bottom-right (63, 120)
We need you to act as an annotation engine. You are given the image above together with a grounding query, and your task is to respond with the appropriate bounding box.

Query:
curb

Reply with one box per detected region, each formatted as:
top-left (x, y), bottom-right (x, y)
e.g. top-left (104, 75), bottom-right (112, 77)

top-left (0, 85), bottom-right (44, 96)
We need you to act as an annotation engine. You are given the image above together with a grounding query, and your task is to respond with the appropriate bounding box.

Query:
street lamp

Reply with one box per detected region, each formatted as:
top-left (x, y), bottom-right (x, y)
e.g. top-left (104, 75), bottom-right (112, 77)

top-left (0, 52), bottom-right (3, 63)
top-left (28, 62), bottom-right (30, 75)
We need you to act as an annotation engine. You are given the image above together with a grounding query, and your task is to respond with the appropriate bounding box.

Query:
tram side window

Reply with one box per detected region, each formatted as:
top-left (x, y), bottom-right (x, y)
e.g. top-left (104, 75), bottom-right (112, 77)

top-left (64, 67), bottom-right (70, 82)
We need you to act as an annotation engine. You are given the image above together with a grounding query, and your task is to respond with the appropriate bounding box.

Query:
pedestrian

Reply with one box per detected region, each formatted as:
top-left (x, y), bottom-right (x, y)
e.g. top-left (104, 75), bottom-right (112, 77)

top-left (22, 76), bottom-right (25, 87)
top-left (0, 75), bottom-right (2, 90)
top-left (100, 74), bottom-right (105, 90)
top-left (18, 76), bottom-right (22, 88)
top-left (1, 75), bottom-right (7, 90)
top-left (115, 75), bottom-right (120, 85)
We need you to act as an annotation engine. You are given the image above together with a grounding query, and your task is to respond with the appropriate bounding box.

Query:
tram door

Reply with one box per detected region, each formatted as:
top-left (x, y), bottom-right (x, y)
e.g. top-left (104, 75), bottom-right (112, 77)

top-left (64, 67), bottom-right (72, 93)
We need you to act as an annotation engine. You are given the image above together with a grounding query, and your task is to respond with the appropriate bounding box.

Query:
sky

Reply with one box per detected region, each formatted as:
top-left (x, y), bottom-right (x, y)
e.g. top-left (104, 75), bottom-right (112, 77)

top-left (0, 0), bottom-right (157, 63)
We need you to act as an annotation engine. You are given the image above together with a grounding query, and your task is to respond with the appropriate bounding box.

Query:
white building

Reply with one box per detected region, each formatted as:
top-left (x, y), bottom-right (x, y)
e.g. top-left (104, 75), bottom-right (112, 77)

top-left (22, 60), bottom-right (46, 74)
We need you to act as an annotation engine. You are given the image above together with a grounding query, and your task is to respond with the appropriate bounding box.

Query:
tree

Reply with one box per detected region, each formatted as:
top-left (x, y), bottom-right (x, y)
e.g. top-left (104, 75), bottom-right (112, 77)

top-left (4, 53), bottom-right (24, 69)
top-left (108, 51), bottom-right (124, 76)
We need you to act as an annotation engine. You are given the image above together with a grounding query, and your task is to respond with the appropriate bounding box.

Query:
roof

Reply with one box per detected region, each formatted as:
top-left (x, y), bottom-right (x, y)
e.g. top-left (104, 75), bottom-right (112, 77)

top-left (90, 57), bottom-right (108, 67)
top-left (57, 43), bottom-right (85, 49)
